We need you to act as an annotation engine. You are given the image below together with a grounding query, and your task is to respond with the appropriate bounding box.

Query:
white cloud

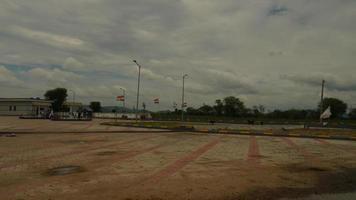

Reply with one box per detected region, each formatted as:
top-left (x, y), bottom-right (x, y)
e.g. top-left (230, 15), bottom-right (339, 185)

top-left (27, 68), bottom-right (83, 84)
top-left (0, 66), bottom-right (23, 86)
top-left (0, 0), bottom-right (355, 110)
top-left (63, 57), bottom-right (86, 72)
top-left (8, 26), bottom-right (85, 50)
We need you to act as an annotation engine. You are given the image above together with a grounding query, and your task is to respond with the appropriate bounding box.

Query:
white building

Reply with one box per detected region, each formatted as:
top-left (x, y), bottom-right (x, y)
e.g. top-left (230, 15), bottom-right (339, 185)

top-left (0, 98), bottom-right (52, 116)
top-left (63, 102), bottom-right (83, 112)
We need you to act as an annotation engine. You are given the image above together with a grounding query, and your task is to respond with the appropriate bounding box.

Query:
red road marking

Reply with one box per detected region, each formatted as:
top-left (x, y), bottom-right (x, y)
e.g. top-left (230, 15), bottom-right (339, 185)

top-left (281, 138), bottom-right (315, 162)
top-left (143, 137), bottom-right (221, 184)
top-left (110, 144), bottom-right (164, 164)
top-left (314, 138), bottom-right (329, 145)
top-left (315, 138), bottom-right (356, 155)
top-left (247, 136), bottom-right (261, 166)
top-left (82, 122), bottom-right (94, 130)
top-left (0, 135), bottom-right (157, 170)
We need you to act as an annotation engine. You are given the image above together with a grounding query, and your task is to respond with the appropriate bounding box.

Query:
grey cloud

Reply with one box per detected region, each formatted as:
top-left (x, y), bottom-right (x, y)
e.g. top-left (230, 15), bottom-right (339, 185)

top-left (0, 65), bottom-right (24, 87)
top-left (268, 5), bottom-right (288, 16)
top-left (0, 0), bottom-right (355, 110)
top-left (281, 74), bottom-right (356, 92)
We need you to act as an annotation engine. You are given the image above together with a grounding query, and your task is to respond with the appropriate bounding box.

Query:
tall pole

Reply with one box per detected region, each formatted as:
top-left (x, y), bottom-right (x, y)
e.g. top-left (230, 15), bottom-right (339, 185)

top-left (69, 90), bottom-right (75, 103)
top-left (181, 74), bottom-right (188, 122)
top-left (320, 80), bottom-right (325, 123)
top-left (69, 89), bottom-right (75, 113)
top-left (120, 88), bottom-right (126, 109)
top-left (133, 60), bottom-right (141, 122)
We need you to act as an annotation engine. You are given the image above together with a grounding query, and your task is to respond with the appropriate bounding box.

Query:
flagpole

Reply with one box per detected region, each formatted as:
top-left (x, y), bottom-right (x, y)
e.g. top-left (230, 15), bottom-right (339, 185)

top-left (181, 74), bottom-right (188, 122)
top-left (133, 60), bottom-right (141, 122)
top-left (120, 88), bottom-right (126, 111)
top-left (320, 80), bottom-right (325, 124)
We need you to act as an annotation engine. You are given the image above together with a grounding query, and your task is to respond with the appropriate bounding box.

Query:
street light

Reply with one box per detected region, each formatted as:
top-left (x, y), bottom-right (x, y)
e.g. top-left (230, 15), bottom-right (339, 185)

top-left (120, 87), bottom-right (126, 109)
top-left (320, 80), bottom-right (325, 124)
top-left (181, 74), bottom-right (188, 122)
top-left (133, 60), bottom-right (142, 121)
top-left (69, 89), bottom-right (76, 113)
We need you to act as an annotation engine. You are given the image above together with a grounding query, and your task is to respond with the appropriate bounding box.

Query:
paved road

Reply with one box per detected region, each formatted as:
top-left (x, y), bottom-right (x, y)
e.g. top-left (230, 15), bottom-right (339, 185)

top-left (1, 124), bottom-right (356, 200)
top-left (0, 116), bottom-right (165, 133)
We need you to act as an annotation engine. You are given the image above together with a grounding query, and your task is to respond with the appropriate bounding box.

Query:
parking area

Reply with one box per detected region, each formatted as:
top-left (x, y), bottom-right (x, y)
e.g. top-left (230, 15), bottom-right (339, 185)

top-left (0, 116), bottom-right (165, 133)
top-left (1, 118), bottom-right (356, 200)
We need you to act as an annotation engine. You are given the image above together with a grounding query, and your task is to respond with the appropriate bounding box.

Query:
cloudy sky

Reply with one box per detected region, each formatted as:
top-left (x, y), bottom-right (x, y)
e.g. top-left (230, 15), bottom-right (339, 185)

top-left (0, 0), bottom-right (355, 111)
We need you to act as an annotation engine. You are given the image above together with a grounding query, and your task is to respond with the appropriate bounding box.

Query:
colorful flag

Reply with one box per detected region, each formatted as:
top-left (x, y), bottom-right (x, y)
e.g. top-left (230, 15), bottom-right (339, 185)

top-left (320, 106), bottom-right (332, 119)
top-left (154, 98), bottom-right (159, 104)
top-left (116, 95), bottom-right (125, 101)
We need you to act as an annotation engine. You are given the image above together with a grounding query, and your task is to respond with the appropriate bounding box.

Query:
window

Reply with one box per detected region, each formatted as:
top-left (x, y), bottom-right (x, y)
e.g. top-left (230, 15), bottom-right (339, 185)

top-left (13, 106), bottom-right (16, 111)
top-left (9, 106), bottom-right (12, 111)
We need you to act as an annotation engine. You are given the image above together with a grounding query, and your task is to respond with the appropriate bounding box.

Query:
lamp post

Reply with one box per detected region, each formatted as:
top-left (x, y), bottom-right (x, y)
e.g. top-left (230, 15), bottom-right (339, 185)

top-left (181, 74), bottom-right (188, 122)
top-left (320, 80), bottom-right (325, 124)
top-left (120, 88), bottom-right (126, 109)
top-left (69, 89), bottom-right (76, 113)
top-left (133, 60), bottom-right (142, 122)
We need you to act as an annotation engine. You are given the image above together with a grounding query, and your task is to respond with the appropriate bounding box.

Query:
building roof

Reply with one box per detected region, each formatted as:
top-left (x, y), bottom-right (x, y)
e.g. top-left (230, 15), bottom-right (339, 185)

top-left (0, 98), bottom-right (53, 103)
top-left (63, 102), bottom-right (83, 106)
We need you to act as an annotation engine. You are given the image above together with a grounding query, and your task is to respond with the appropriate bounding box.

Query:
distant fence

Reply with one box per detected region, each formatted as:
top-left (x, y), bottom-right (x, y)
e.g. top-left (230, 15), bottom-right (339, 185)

top-left (93, 113), bottom-right (152, 120)
top-left (52, 112), bottom-right (92, 121)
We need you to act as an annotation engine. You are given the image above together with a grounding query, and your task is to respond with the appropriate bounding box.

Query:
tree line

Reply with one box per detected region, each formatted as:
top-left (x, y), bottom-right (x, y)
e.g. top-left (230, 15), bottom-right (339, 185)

top-left (44, 88), bottom-right (101, 112)
top-left (175, 96), bottom-right (353, 120)
top-left (44, 88), bottom-right (355, 120)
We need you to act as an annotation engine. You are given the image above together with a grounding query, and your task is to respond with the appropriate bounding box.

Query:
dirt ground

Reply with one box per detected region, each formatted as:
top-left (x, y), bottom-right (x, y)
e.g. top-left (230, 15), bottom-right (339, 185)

top-left (1, 117), bottom-right (356, 200)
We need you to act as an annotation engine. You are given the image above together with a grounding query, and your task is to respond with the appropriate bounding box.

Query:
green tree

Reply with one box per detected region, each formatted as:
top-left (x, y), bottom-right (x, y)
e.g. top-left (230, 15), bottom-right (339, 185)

top-left (214, 99), bottom-right (224, 116)
top-left (348, 108), bottom-right (356, 119)
top-left (319, 97), bottom-right (347, 118)
top-left (198, 104), bottom-right (214, 115)
top-left (44, 88), bottom-right (68, 112)
top-left (252, 105), bottom-right (265, 117)
top-left (186, 107), bottom-right (198, 115)
top-left (89, 102), bottom-right (102, 112)
top-left (223, 96), bottom-right (246, 117)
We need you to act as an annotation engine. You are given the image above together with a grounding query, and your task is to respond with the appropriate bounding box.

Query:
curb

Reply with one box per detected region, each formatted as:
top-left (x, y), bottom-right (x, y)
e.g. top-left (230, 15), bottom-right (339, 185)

top-left (101, 123), bottom-right (195, 132)
top-left (101, 123), bottom-right (356, 141)
top-left (194, 129), bottom-right (356, 141)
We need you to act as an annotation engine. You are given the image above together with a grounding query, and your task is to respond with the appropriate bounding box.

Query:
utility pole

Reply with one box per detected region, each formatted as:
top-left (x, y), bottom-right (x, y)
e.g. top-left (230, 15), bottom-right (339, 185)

top-left (181, 74), bottom-right (188, 122)
top-left (120, 88), bottom-right (126, 109)
top-left (320, 80), bottom-right (325, 123)
top-left (69, 89), bottom-right (75, 113)
top-left (133, 60), bottom-right (141, 122)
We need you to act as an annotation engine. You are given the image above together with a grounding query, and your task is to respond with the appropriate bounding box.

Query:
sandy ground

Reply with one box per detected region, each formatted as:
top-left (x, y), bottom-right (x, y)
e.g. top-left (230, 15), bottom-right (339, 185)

top-left (193, 123), bottom-right (304, 130)
top-left (1, 117), bottom-right (356, 200)
top-left (0, 116), bottom-right (165, 133)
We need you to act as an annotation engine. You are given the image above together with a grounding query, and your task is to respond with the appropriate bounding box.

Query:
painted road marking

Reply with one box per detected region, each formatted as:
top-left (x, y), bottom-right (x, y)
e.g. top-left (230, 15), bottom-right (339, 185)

top-left (247, 136), bottom-right (261, 166)
top-left (143, 137), bottom-right (221, 184)
top-left (106, 144), bottom-right (165, 166)
top-left (314, 138), bottom-right (329, 145)
top-left (289, 133), bottom-right (301, 137)
top-left (0, 135), bottom-right (158, 171)
top-left (281, 138), bottom-right (317, 163)
top-left (240, 131), bottom-right (250, 134)
top-left (315, 138), bottom-right (356, 155)
top-left (82, 122), bottom-right (95, 130)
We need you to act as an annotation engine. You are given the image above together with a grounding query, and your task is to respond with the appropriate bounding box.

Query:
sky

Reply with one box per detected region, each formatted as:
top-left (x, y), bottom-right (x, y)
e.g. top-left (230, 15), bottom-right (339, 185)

top-left (0, 0), bottom-right (355, 111)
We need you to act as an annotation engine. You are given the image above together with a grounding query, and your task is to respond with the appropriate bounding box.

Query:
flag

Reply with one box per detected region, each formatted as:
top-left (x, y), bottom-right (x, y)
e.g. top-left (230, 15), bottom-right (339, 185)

top-left (182, 102), bottom-right (187, 108)
top-left (154, 98), bottom-right (159, 104)
top-left (173, 102), bottom-right (177, 109)
top-left (116, 95), bottom-right (125, 101)
top-left (320, 106), bottom-right (332, 119)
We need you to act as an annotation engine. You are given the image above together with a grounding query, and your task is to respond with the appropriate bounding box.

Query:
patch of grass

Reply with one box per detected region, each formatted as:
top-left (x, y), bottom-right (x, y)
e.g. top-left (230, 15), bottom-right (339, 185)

top-left (102, 121), bottom-right (194, 129)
